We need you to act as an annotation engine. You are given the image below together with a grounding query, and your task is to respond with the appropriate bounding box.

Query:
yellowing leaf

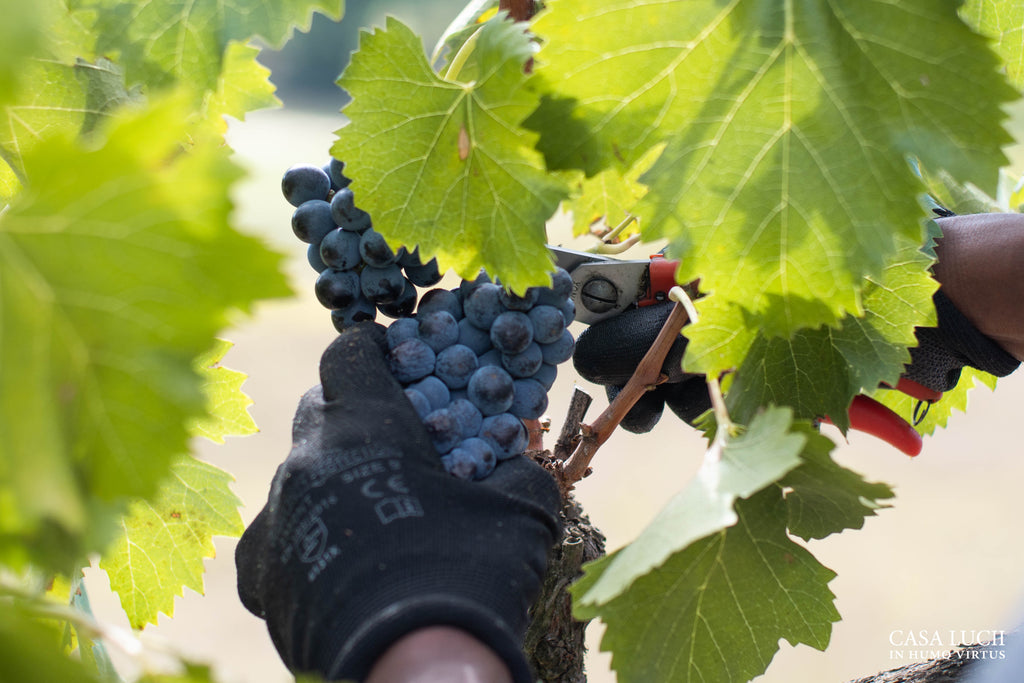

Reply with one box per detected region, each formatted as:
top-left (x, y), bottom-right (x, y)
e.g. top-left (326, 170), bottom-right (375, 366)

top-left (332, 17), bottom-right (569, 293)
top-left (203, 41), bottom-right (280, 134)
top-left (189, 340), bottom-right (257, 444)
top-left (101, 457), bottom-right (244, 629)
top-left (961, 0), bottom-right (1024, 89)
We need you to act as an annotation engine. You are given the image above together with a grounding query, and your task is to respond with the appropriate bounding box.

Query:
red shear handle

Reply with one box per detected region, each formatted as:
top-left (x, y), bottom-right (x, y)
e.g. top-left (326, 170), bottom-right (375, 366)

top-left (639, 254), bottom-right (682, 307)
top-left (823, 395), bottom-right (923, 456)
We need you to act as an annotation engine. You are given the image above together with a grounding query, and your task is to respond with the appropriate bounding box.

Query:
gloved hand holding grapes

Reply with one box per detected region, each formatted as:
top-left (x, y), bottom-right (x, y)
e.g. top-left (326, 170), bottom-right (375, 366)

top-left (235, 324), bottom-right (561, 683)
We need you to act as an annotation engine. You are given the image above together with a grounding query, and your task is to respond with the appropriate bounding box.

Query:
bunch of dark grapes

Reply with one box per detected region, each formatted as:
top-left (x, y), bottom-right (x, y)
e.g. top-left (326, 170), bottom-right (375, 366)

top-left (283, 160), bottom-right (443, 328)
top-left (282, 161), bottom-right (576, 480)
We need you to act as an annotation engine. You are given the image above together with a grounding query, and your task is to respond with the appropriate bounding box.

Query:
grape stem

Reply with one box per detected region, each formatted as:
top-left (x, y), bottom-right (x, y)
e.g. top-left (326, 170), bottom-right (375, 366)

top-left (553, 387), bottom-right (593, 461)
top-left (559, 289), bottom-right (692, 487)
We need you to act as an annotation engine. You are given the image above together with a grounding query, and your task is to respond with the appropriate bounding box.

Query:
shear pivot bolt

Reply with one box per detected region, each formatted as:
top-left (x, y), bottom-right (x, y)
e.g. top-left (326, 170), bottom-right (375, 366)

top-left (580, 277), bottom-right (619, 314)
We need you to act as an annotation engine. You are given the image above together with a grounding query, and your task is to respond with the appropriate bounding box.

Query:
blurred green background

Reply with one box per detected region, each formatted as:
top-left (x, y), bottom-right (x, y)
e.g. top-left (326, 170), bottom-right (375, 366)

top-left (80, 4), bottom-right (1024, 683)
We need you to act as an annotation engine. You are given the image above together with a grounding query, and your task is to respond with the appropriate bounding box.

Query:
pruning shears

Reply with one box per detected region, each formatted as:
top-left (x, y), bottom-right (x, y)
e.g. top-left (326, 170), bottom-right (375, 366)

top-left (549, 245), bottom-right (940, 456)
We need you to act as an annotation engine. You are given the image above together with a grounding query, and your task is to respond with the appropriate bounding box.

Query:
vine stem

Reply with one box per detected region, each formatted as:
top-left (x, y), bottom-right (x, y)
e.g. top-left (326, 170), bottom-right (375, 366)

top-left (443, 24), bottom-right (483, 82)
top-left (558, 287), bottom-right (692, 488)
top-left (499, 0), bottom-right (537, 22)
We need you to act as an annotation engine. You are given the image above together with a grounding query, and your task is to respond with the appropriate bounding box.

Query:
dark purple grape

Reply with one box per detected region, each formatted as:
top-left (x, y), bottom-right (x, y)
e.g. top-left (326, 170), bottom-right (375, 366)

top-left (340, 208), bottom-right (372, 233)
top-left (417, 288), bottom-right (462, 319)
top-left (359, 229), bottom-right (397, 267)
top-left (315, 268), bottom-right (360, 309)
top-left (449, 398), bottom-right (483, 439)
top-left (479, 413), bottom-right (528, 460)
top-left (459, 269), bottom-right (491, 299)
top-left (540, 329), bottom-right (574, 364)
top-left (527, 305), bottom-right (565, 344)
top-left (499, 287), bottom-right (539, 311)
top-left (467, 366), bottom-right (515, 416)
top-left (477, 348), bottom-right (503, 368)
top-left (386, 317), bottom-right (419, 350)
top-left (307, 243), bottom-right (328, 273)
top-left (464, 283), bottom-right (505, 330)
top-left (417, 311), bottom-right (459, 353)
top-left (490, 311), bottom-right (533, 355)
top-left (405, 257), bottom-right (443, 287)
top-left (282, 164), bottom-right (330, 206)
top-left (457, 317), bottom-right (492, 355)
top-left (330, 296), bottom-right (376, 332)
top-left (423, 408), bottom-right (460, 454)
top-left (330, 187), bottom-right (357, 224)
top-left (435, 344), bottom-right (479, 389)
top-left (510, 378), bottom-right (548, 419)
top-left (442, 448), bottom-right (478, 480)
top-left (404, 389), bottom-right (431, 418)
top-left (408, 376), bottom-right (450, 412)
top-left (389, 338), bottom-right (436, 383)
top-left (532, 363), bottom-right (557, 391)
top-left (292, 200), bottom-right (336, 244)
top-left (361, 264), bottom-right (406, 304)
top-left (376, 278), bottom-right (417, 318)
top-left (325, 158), bottom-right (351, 190)
top-left (536, 267), bottom-right (573, 305)
top-left (560, 298), bottom-right (576, 325)
top-left (502, 342), bottom-right (543, 378)
top-left (320, 228), bottom-right (362, 270)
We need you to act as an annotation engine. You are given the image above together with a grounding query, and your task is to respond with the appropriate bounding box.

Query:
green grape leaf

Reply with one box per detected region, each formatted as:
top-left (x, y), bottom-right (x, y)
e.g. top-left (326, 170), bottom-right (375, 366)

top-left (0, 0), bottom-right (45, 108)
top-left (0, 95), bottom-right (290, 572)
top-left (783, 424), bottom-right (895, 541)
top-left (203, 41), bottom-right (280, 133)
top-left (574, 486), bottom-right (840, 683)
top-left (0, 56), bottom-right (140, 190)
top-left (188, 340), bottom-right (257, 444)
top-left (875, 366), bottom-right (998, 435)
top-left (530, 0), bottom-right (1014, 336)
top-left (718, 238), bottom-right (938, 432)
top-left (564, 144), bottom-right (661, 237)
top-left (84, 0), bottom-right (344, 95)
top-left (0, 161), bottom-right (19, 209)
top-left (961, 0), bottom-right (1024, 89)
top-left (332, 17), bottom-right (569, 293)
top-left (581, 406), bottom-right (805, 606)
top-left (101, 456), bottom-right (243, 629)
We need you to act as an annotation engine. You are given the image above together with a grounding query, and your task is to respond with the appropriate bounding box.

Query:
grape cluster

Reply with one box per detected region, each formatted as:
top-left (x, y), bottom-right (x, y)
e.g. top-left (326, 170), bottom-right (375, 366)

top-left (283, 161), bottom-right (443, 330)
top-left (282, 160), bottom-right (576, 480)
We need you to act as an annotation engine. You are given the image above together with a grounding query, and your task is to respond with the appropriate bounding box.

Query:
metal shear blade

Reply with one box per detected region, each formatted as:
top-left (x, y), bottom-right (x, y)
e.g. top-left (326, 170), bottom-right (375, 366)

top-left (549, 245), bottom-right (652, 325)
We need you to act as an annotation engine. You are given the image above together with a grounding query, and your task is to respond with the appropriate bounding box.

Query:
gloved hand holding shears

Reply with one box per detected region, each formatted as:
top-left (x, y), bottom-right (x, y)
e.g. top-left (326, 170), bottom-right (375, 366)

top-left (561, 211), bottom-right (1024, 455)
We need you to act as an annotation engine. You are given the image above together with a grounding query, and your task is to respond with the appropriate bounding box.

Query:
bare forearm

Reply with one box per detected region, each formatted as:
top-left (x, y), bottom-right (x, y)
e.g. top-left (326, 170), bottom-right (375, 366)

top-left (933, 213), bottom-right (1024, 362)
top-left (366, 626), bottom-right (514, 683)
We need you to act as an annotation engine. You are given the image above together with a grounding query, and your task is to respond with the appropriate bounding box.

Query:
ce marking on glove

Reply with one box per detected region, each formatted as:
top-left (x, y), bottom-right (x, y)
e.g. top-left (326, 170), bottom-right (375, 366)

top-left (360, 466), bottom-right (424, 525)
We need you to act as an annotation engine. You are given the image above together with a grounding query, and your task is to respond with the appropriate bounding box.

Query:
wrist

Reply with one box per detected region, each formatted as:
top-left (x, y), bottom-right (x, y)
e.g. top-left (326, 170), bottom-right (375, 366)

top-left (366, 626), bottom-right (513, 683)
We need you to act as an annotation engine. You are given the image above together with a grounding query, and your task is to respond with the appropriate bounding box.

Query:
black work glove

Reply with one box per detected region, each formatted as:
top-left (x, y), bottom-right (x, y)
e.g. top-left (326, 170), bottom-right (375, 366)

top-left (235, 323), bottom-right (561, 683)
top-left (573, 302), bottom-right (711, 433)
top-left (573, 292), bottom-right (1020, 434)
top-left (904, 289), bottom-right (1020, 392)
